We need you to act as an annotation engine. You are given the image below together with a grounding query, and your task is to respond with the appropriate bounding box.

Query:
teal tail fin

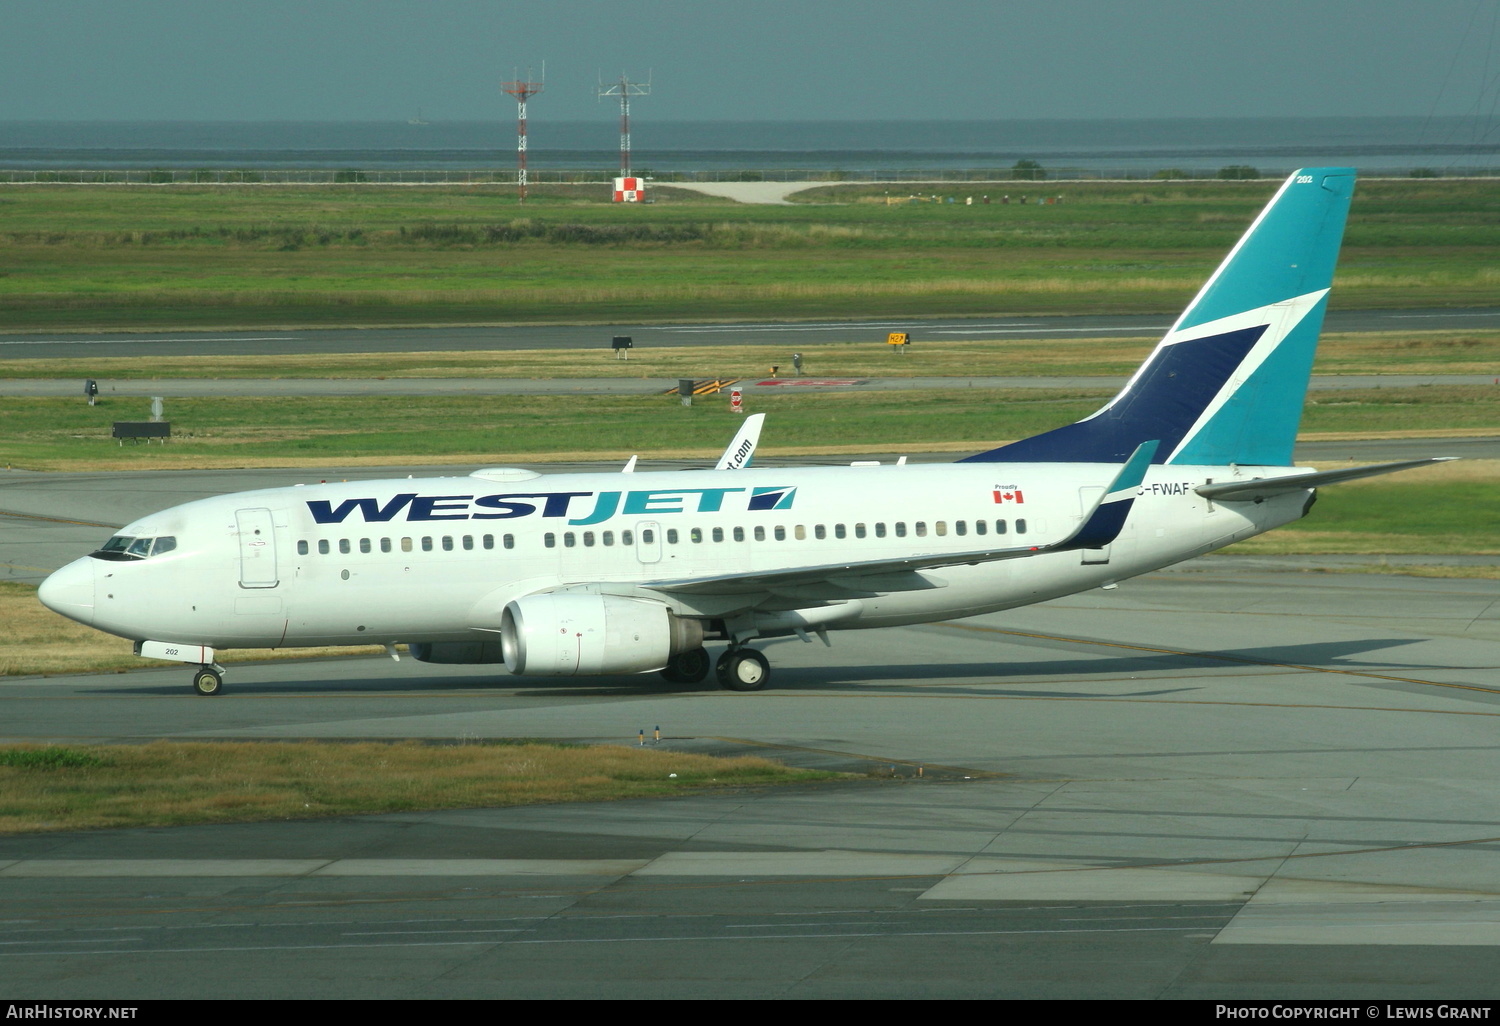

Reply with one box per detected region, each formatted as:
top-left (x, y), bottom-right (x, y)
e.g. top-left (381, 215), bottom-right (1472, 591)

top-left (963, 168), bottom-right (1356, 467)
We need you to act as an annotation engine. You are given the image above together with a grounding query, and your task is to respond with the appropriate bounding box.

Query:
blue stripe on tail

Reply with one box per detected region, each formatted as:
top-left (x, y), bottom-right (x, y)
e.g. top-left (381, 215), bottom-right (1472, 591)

top-left (963, 168), bottom-right (1355, 468)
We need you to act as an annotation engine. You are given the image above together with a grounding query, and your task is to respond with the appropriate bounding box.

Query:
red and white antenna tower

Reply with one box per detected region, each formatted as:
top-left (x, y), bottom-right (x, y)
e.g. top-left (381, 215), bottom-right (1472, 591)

top-left (501, 67), bottom-right (544, 203)
top-left (597, 72), bottom-right (651, 177)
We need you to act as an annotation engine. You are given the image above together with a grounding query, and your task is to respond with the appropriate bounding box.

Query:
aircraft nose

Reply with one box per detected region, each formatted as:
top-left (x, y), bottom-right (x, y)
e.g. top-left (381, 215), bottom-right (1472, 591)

top-left (38, 559), bottom-right (95, 625)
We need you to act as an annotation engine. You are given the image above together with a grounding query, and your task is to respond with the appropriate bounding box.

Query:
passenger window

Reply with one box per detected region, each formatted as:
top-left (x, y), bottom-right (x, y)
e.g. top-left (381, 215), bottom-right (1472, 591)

top-left (359, 538), bottom-right (371, 553)
top-left (834, 524), bottom-right (846, 539)
top-left (297, 540), bottom-right (309, 556)
top-left (875, 523), bottom-right (886, 538)
top-left (583, 531), bottom-right (595, 547)
top-left (482, 534), bottom-right (493, 549)
top-left (421, 537), bottom-right (433, 551)
top-left (339, 538), bottom-right (351, 554)
top-left (855, 523), bottom-right (866, 538)
top-left (666, 529), bottom-right (678, 544)
top-left (774, 526), bottom-right (786, 541)
top-left (974, 520), bottom-right (987, 536)
top-left (602, 531), bottom-right (614, 546)
top-left (914, 522), bottom-right (926, 537)
top-left (381, 537), bottom-right (392, 553)
top-left (401, 537), bottom-right (413, 552)
top-left (621, 530), bottom-right (633, 545)
top-left (1016, 519), bottom-right (1027, 535)
top-left (955, 521), bottom-right (967, 536)
top-left (318, 539), bottom-right (330, 555)
top-left (733, 526), bottom-right (745, 542)
top-left (895, 522), bottom-right (907, 538)
top-left (462, 535), bottom-right (474, 550)
top-left (814, 525), bottom-right (826, 540)
top-left (995, 520), bottom-right (1007, 535)
top-left (642, 528), bottom-right (654, 544)
top-left (441, 536), bottom-right (454, 551)
top-left (794, 525), bottom-right (806, 540)
top-left (690, 528), bottom-right (703, 544)
top-left (504, 534), bottom-right (515, 549)
top-left (563, 532), bottom-right (576, 548)
top-left (935, 522), bottom-right (947, 537)
top-left (754, 526), bottom-right (765, 541)
top-left (544, 533), bottom-right (556, 548)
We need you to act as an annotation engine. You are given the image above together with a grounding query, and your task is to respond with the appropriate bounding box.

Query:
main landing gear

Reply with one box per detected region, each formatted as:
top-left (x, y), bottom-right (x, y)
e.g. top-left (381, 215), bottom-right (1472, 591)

top-left (191, 664), bottom-right (224, 696)
top-left (715, 647), bottom-right (770, 692)
top-left (660, 647), bottom-right (711, 684)
top-left (659, 646), bottom-right (772, 691)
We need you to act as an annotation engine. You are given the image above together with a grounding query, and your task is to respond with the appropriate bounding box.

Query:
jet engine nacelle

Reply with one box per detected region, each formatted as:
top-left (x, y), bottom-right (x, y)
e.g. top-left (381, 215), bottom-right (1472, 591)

top-left (500, 593), bottom-right (703, 676)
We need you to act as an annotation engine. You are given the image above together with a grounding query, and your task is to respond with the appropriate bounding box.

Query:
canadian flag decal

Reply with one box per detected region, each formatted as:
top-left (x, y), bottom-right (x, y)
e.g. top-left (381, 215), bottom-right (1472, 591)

top-left (992, 489), bottom-right (1024, 504)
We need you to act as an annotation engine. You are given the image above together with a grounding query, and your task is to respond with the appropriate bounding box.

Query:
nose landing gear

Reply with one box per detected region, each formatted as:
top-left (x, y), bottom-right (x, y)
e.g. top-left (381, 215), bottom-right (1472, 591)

top-left (191, 665), bottom-right (224, 696)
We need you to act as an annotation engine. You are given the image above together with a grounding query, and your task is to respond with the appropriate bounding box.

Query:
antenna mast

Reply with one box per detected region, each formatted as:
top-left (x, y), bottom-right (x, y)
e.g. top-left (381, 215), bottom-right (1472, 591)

top-left (501, 67), bottom-right (545, 203)
top-left (597, 72), bottom-right (651, 177)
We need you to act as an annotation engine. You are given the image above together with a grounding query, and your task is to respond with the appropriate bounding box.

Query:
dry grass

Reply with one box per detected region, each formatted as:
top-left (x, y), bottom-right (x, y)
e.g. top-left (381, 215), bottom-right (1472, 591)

top-left (0, 740), bottom-right (834, 834)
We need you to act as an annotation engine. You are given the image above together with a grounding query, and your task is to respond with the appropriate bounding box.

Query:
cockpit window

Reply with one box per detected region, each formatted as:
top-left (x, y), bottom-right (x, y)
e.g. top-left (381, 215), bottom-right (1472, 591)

top-left (89, 534), bottom-right (177, 561)
top-left (91, 536), bottom-right (140, 561)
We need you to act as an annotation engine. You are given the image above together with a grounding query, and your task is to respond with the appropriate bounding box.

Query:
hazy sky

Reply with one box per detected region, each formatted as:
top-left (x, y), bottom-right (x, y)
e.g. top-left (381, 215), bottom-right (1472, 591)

top-left (1, 0), bottom-right (1497, 122)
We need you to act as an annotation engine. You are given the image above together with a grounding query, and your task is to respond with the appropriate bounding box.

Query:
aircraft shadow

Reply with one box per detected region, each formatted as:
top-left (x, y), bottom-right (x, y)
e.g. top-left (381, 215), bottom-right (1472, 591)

top-left (86, 635), bottom-right (1444, 699)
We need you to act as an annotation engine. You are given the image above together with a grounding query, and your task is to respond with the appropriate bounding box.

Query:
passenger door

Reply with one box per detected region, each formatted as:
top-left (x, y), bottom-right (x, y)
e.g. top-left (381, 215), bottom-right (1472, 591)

top-left (235, 507), bottom-right (280, 588)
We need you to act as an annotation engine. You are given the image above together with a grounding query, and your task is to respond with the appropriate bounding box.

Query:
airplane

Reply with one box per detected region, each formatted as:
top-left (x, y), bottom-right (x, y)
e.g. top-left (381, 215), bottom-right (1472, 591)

top-left (38, 167), bottom-right (1449, 696)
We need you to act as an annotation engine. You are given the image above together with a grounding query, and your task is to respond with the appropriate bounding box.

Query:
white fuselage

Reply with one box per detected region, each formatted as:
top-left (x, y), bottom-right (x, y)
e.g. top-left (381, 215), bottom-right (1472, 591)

top-left (41, 461), bottom-right (1311, 653)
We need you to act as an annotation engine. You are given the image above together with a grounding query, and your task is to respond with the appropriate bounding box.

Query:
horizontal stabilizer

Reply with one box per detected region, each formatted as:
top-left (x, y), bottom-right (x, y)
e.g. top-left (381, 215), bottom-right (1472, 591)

top-left (1196, 457), bottom-right (1456, 502)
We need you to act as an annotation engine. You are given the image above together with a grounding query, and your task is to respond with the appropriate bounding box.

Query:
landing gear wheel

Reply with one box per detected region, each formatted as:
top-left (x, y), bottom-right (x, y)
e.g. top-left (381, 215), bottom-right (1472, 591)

top-left (660, 647), bottom-right (711, 684)
top-left (191, 666), bottom-right (223, 696)
top-left (715, 648), bottom-right (770, 692)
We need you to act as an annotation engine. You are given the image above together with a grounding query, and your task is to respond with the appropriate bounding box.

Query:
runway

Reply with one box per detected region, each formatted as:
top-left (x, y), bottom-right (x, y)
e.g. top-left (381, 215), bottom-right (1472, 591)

top-left (4, 567), bottom-right (1500, 998)
top-left (1, 307), bottom-right (1496, 361)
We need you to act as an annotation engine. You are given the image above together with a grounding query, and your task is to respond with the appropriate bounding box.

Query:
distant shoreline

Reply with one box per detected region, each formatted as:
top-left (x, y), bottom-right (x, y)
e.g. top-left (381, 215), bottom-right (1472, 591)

top-left (0, 116), bottom-right (1494, 173)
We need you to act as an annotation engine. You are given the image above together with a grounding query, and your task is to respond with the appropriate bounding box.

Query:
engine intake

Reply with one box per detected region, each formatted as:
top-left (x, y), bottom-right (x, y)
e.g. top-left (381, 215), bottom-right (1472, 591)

top-left (500, 593), bottom-right (702, 676)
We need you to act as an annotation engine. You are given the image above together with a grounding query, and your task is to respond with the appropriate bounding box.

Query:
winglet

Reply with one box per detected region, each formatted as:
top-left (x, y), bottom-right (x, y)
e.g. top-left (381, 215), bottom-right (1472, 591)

top-left (716, 412), bottom-right (765, 470)
top-left (1068, 440), bottom-right (1158, 551)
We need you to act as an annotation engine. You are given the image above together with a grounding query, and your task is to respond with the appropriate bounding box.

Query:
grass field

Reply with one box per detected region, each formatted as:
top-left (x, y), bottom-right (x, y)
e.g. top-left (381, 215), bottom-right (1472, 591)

top-left (0, 178), bottom-right (1495, 328)
top-left (0, 740), bottom-right (836, 834)
top-left (4, 385), bottom-right (1498, 471)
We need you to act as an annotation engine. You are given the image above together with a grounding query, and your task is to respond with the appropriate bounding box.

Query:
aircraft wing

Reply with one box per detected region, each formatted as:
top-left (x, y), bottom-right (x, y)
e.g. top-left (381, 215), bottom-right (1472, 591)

top-left (1196, 457), bottom-right (1454, 502)
top-left (645, 441), bottom-right (1158, 598)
